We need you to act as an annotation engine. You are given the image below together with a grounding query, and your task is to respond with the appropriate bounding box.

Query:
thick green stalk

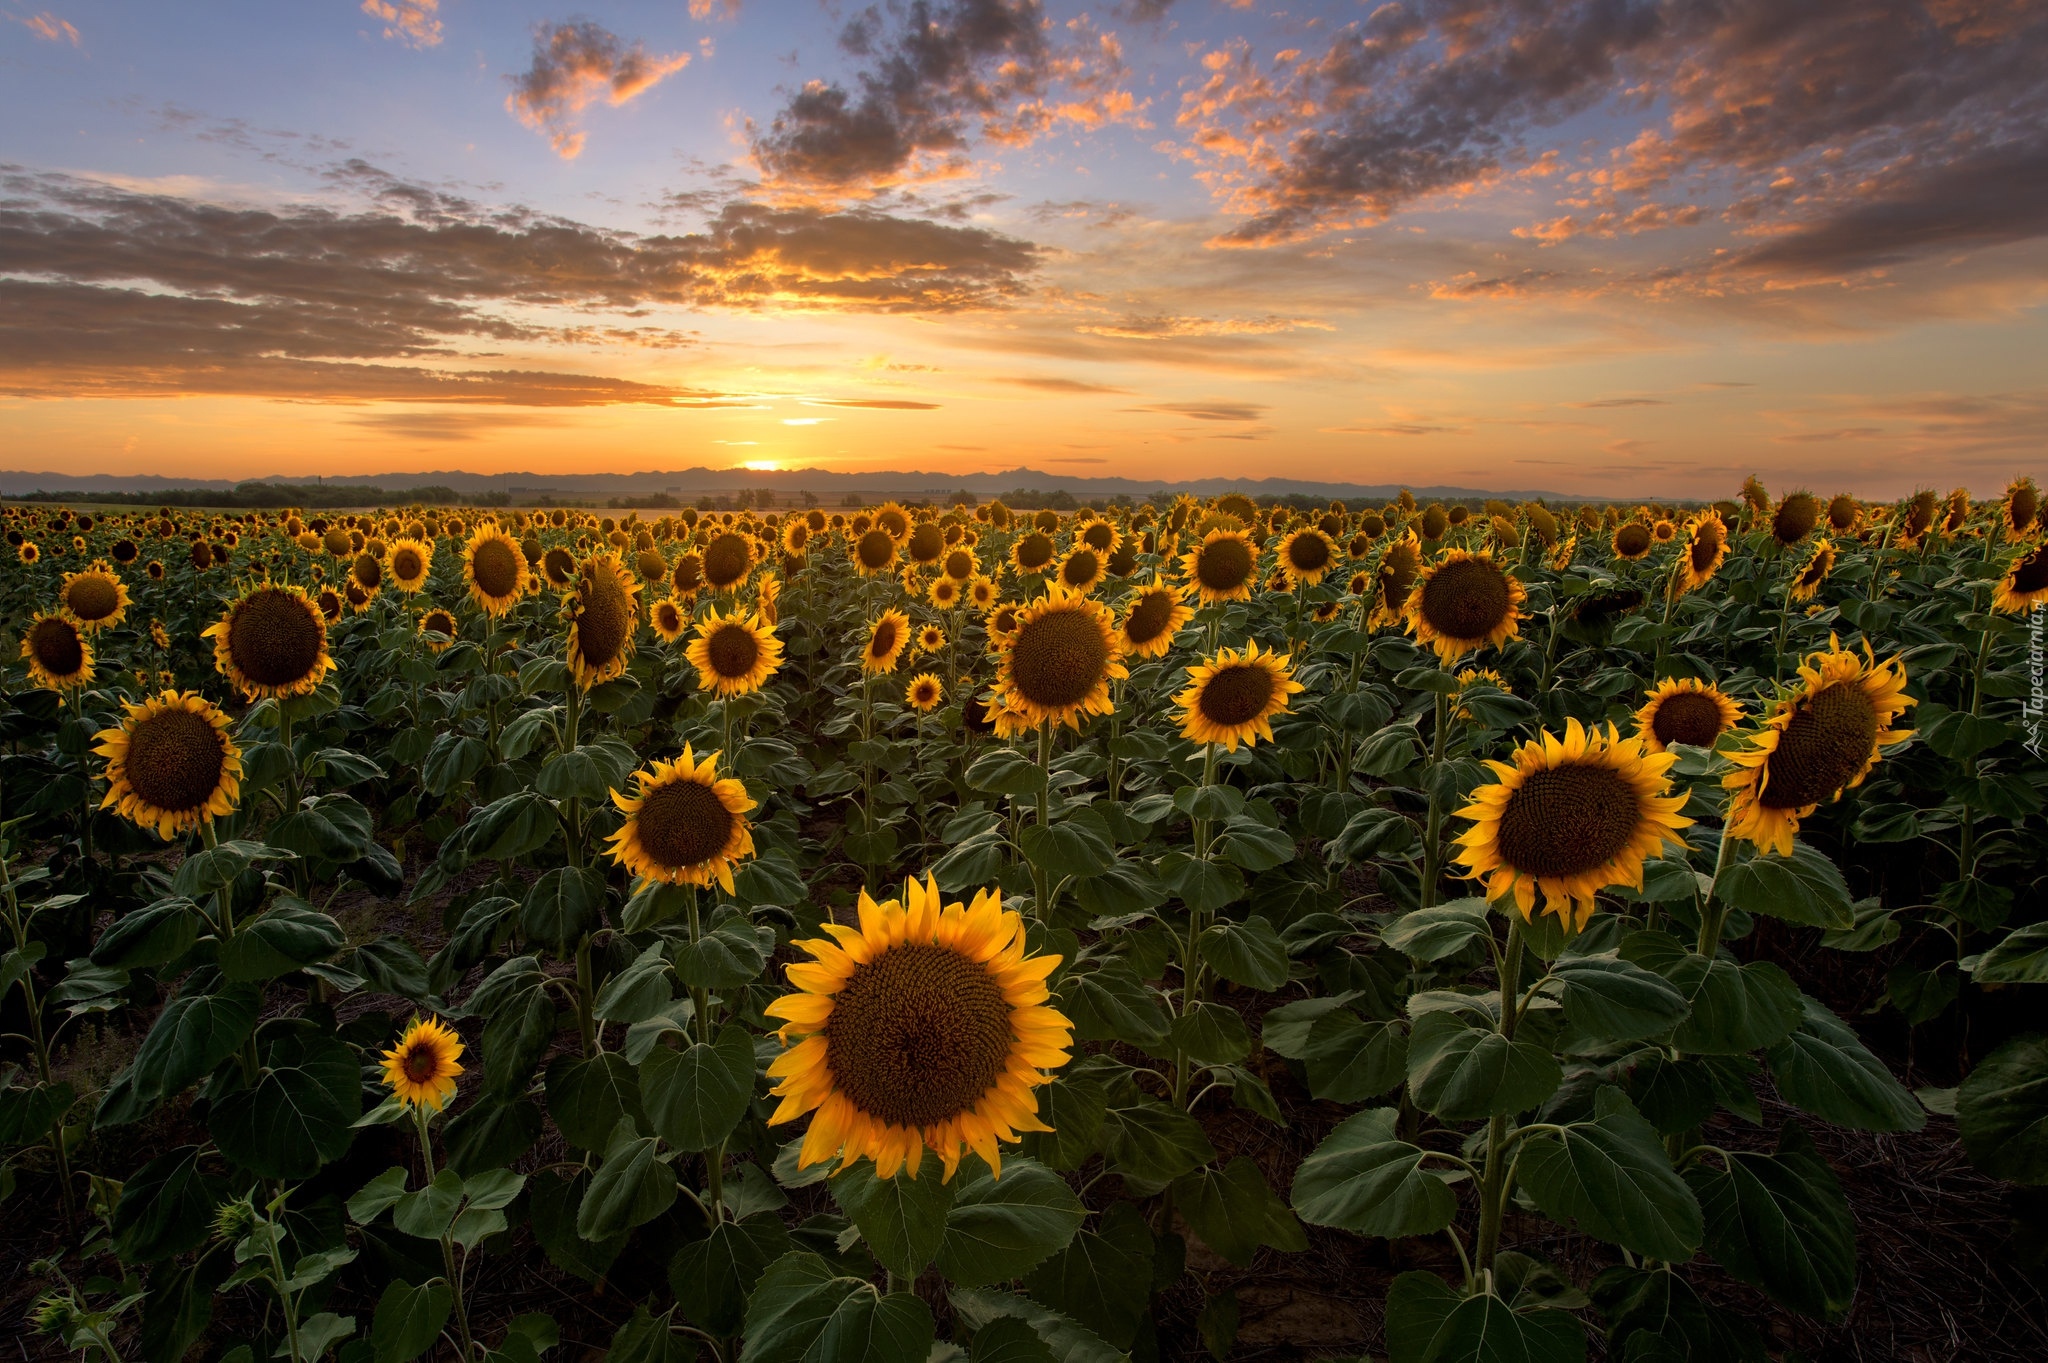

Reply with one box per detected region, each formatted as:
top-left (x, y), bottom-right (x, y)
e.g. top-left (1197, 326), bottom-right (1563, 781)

top-left (1420, 685), bottom-right (1450, 909)
top-left (1470, 917), bottom-right (1526, 1282)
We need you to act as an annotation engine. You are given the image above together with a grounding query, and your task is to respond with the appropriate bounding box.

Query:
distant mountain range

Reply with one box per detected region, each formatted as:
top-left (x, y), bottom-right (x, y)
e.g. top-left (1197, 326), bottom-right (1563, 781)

top-left (0, 465), bottom-right (1580, 502)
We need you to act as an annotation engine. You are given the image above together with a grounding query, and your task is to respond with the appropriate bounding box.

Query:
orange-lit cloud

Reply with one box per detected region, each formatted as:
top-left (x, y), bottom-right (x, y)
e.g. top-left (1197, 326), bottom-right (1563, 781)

top-left (507, 20), bottom-right (691, 159)
top-left (17, 10), bottom-right (79, 44)
top-left (360, 0), bottom-right (440, 49)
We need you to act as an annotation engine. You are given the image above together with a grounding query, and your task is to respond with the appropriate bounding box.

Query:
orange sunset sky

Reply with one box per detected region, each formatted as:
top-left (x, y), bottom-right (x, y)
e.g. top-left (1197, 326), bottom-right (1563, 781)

top-left (2, 0), bottom-right (2044, 498)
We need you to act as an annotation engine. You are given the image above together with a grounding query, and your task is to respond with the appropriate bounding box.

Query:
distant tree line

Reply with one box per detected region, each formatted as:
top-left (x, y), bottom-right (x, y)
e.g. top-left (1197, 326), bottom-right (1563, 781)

top-left (6, 481), bottom-right (489, 509)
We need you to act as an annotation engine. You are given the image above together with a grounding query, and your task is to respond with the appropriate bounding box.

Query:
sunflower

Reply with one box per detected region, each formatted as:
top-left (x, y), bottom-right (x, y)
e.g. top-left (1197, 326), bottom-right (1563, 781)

top-left (929, 576), bottom-right (963, 611)
top-left (459, 525), bottom-right (528, 617)
top-left (2002, 476), bottom-right (2040, 540)
top-left (146, 560), bottom-right (164, 581)
top-left (916, 624), bottom-right (946, 655)
top-left (1651, 518), bottom-right (1677, 544)
top-left (1119, 576), bottom-right (1194, 659)
top-left (21, 613), bottom-right (94, 692)
top-left (344, 579), bottom-right (376, 614)
top-left (350, 551), bottom-right (384, 598)
top-left (1825, 494), bottom-right (1863, 536)
top-left (1010, 531), bottom-right (1058, 576)
top-left (418, 607), bottom-right (459, 652)
top-left (703, 532), bottom-right (754, 592)
top-left (379, 1016), bottom-right (465, 1112)
top-left (907, 521), bottom-right (946, 566)
top-left (1993, 541), bottom-right (2048, 614)
top-left (1789, 538), bottom-right (1836, 601)
top-left (1405, 549), bottom-right (1525, 661)
top-left (1370, 532), bottom-right (1423, 629)
top-left (387, 538), bottom-right (433, 593)
top-left (540, 546), bottom-right (577, 588)
top-left (874, 503), bottom-right (913, 543)
top-left (765, 876), bottom-right (1071, 1181)
top-left (16, 541), bottom-right (37, 563)
top-left (757, 573), bottom-right (782, 627)
top-left (1179, 528), bottom-right (1260, 605)
top-left (863, 608), bottom-right (912, 675)
top-left (1678, 512), bottom-right (1729, 593)
top-left (56, 561), bottom-right (129, 633)
top-left (1454, 719), bottom-right (1693, 931)
top-left (1175, 640), bottom-right (1303, 751)
top-left (565, 551), bottom-right (641, 690)
top-left (94, 690), bottom-right (242, 839)
top-left (650, 596), bottom-right (689, 643)
top-left (1452, 667), bottom-right (1511, 722)
top-left (1054, 545), bottom-right (1107, 595)
top-left (149, 619), bottom-right (170, 650)
top-left (1723, 637), bottom-right (1913, 857)
top-left (905, 673), bottom-right (944, 713)
top-left (941, 546), bottom-right (979, 583)
top-left (314, 586), bottom-right (343, 622)
top-left (1276, 528), bottom-right (1338, 587)
top-left (1770, 493), bottom-right (1821, 548)
top-left (205, 585), bottom-right (332, 701)
top-left (995, 589), bottom-right (1126, 731)
top-left (687, 607), bottom-right (784, 697)
top-left (1634, 676), bottom-right (1743, 754)
top-left (852, 528), bottom-right (899, 577)
top-left (607, 746), bottom-right (758, 891)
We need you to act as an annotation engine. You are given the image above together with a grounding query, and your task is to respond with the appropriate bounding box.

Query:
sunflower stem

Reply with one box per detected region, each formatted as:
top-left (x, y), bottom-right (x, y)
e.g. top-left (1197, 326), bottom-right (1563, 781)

top-left (1471, 915), bottom-right (1525, 1283)
top-left (1420, 685), bottom-right (1449, 909)
top-left (1694, 824), bottom-right (1740, 956)
top-left (1031, 723), bottom-right (1054, 918)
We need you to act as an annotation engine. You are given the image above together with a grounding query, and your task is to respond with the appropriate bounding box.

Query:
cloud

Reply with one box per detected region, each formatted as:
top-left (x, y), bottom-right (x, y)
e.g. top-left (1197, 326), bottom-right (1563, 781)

top-left (343, 410), bottom-right (575, 440)
top-left (687, 0), bottom-right (740, 17)
top-left (997, 375), bottom-right (1130, 394)
top-left (0, 166), bottom-right (1040, 404)
top-left (360, 0), bottom-right (440, 49)
top-left (506, 20), bottom-right (691, 159)
top-left (1135, 400), bottom-right (1268, 421)
top-left (1773, 427), bottom-right (1886, 443)
top-left (1568, 397), bottom-right (1669, 409)
top-left (1075, 313), bottom-right (1331, 340)
top-left (802, 398), bottom-right (942, 410)
top-left (748, 0), bottom-right (1140, 197)
top-left (16, 10), bottom-right (79, 44)
top-left (1170, 0), bottom-right (2048, 285)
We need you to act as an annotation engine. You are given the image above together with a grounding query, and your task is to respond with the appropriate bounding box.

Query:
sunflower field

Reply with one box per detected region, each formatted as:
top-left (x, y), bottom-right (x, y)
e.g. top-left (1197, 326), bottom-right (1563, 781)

top-left (2, 480), bottom-right (2047, 1363)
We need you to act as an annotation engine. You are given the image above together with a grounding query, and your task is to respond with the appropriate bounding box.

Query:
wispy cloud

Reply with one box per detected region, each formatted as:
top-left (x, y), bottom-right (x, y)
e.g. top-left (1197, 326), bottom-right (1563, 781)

top-left (1135, 401), bottom-right (1268, 422)
top-left (16, 10), bottom-right (79, 45)
top-left (360, 0), bottom-right (440, 50)
top-left (506, 20), bottom-right (691, 159)
top-left (802, 398), bottom-right (942, 410)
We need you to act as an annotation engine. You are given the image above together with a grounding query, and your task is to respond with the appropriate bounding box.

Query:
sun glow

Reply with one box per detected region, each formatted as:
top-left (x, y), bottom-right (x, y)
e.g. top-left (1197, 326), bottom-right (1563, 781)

top-left (742, 459), bottom-right (781, 471)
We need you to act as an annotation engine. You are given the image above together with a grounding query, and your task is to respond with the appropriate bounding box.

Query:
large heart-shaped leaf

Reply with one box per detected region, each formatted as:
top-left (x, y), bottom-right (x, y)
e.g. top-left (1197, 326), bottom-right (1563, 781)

top-left (1517, 1089), bottom-right (1701, 1262)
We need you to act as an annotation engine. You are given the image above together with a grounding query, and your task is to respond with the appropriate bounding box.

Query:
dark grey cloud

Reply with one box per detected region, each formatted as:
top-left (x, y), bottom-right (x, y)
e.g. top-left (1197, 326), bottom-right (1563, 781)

top-left (1189, 0), bottom-right (2048, 278)
top-left (0, 166), bottom-right (1040, 402)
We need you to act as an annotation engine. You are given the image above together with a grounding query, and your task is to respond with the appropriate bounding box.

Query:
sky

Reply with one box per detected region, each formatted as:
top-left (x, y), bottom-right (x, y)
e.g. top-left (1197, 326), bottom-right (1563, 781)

top-left (1, 0), bottom-right (2044, 499)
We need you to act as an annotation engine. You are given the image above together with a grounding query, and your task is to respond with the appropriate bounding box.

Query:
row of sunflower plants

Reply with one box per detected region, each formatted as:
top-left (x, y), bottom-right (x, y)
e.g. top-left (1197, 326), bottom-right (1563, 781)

top-left (0, 483), bottom-right (2045, 1363)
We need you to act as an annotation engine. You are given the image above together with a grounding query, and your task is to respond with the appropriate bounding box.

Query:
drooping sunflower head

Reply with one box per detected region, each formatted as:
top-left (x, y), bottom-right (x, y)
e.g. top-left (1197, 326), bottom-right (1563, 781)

top-left (757, 573), bottom-right (782, 626)
top-left (463, 525), bottom-right (529, 616)
top-left (634, 546), bottom-right (670, 585)
top-left (387, 538), bottom-right (433, 592)
top-left (1789, 538), bottom-right (1836, 601)
top-left (1180, 527), bottom-right (1260, 604)
top-left (539, 545), bottom-right (576, 588)
top-left (1901, 488), bottom-right (1939, 542)
top-left (1994, 540), bottom-right (2048, 614)
top-left (1055, 545), bottom-right (1106, 595)
top-left (703, 531), bottom-right (755, 591)
top-left (1119, 575), bottom-right (1194, 659)
top-left (1680, 511), bottom-right (1729, 592)
top-left (1174, 639), bottom-right (1305, 751)
top-left (1770, 492), bottom-right (1821, 547)
top-left (59, 561), bottom-right (131, 632)
top-left (418, 607), bottom-right (458, 651)
top-left (1010, 531), bottom-right (1057, 575)
top-left (379, 1016), bottom-right (465, 1111)
top-left (94, 690), bottom-right (242, 839)
top-left (1369, 531), bottom-right (1424, 629)
top-left (1943, 487), bottom-right (1971, 534)
top-left (565, 551), bottom-right (641, 690)
top-left (205, 584), bottom-right (332, 701)
top-left (996, 588), bottom-right (1127, 730)
top-left (1723, 636), bottom-right (1914, 856)
top-left (651, 596), bottom-right (688, 642)
top-left (1634, 676), bottom-right (1743, 754)
top-left (607, 745), bottom-right (758, 891)
top-left (686, 607), bottom-right (784, 697)
top-left (1825, 494), bottom-right (1863, 535)
top-left (1405, 549), bottom-right (1525, 661)
top-left (2002, 476), bottom-right (2040, 540)
top-left (905, 672), bottom-right (944, 713)
top-left (21, 612), bottom-right (92, 692)
top-left (1278, 527), bottom-right (1337, 585)
top-left (315, 586), bottom-right (344, 622)
top-left (765, 876), bottom-right (1072, 1180)
top-left (322, 526), bottom-right (353, 559)
top-left (863, 608), bottom-right (912, 674)
top-left (344, 578), bottom-right (375, 614)
top-left (1455, 719), bottom-right (1693, 931)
